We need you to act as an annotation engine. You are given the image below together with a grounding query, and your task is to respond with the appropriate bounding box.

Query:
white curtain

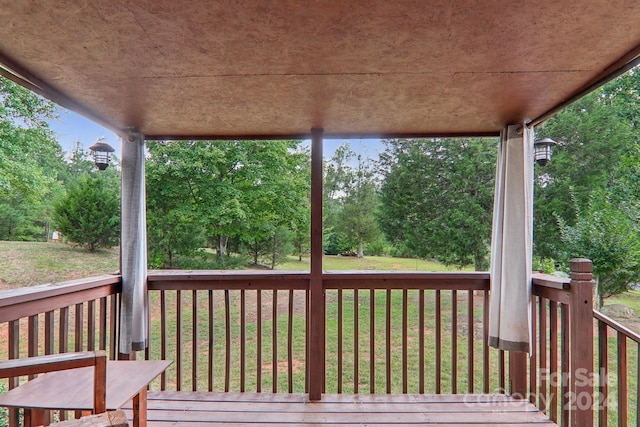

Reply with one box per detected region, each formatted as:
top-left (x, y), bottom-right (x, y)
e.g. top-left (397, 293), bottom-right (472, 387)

top-left (488, 124), bottom-right (533, 353)
top-left (119, 131), bottom-right (148, 354)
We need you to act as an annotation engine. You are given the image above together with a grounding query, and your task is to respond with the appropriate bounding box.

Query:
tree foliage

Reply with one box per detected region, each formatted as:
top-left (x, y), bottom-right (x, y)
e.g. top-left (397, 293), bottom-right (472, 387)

top-left (324, 143), bottom-right (381, 257)
top-left (0, 77), bottom-right (61, 202)
top-left (378, 138), bottom-right (496, 270)
top-left (557, 192), bottom-right (640, 306)
top-left (53, 174), bottom-right (120, 251)
top-left (146, 140), bottom-right (309, 268)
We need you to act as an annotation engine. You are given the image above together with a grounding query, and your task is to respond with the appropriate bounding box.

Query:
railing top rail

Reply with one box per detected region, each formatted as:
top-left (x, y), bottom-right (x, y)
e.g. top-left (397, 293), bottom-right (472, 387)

top-left (148, 269), bottom-right (310, 280)
top-left (0, 275), bottom-right (121, 323)
top-left (532, 273), bottom-right (570, 290)
top-left (323, 270), bottom-right (489, 278)
top-left (0, 275), bottom-right (121, 308)
top-left (593, 309), bottom-right (640, 344)
top-left (147, 270), bottom-right (490, 291)
top-left (323, 271), bottom-right (490, 290)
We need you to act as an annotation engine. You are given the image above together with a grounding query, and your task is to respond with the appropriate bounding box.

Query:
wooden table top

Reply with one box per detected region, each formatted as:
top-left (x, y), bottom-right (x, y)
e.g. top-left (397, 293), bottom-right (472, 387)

top-left (0, 360), bottom-right (171, 410)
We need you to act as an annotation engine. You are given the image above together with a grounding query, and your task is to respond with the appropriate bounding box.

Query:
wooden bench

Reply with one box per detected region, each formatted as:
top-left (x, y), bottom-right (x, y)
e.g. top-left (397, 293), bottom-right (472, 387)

top-left (0, 351), bottom-right (107, 425)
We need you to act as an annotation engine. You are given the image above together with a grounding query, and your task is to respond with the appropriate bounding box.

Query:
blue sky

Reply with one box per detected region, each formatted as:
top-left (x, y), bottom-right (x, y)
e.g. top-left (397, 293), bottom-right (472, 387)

top-left (48, 109), bottom-right (120, 158)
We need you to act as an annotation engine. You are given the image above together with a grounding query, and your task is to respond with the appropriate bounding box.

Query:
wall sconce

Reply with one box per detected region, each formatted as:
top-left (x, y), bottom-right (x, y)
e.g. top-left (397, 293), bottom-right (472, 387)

top-left (534, 137), bottom-right (556, 167)
top-left (89, 140), bottom-right (116, 170)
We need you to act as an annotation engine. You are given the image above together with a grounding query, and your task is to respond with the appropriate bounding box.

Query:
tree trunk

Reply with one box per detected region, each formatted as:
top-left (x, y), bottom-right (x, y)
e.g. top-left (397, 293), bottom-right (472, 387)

top-left (216, 235), bottom-right (228, 257)
top-left (357, 239), bottom-right (364, 258)
top-left (594, 276), bottom-right (602, 310)
top-left (271, 234), bottom-right (278, 269)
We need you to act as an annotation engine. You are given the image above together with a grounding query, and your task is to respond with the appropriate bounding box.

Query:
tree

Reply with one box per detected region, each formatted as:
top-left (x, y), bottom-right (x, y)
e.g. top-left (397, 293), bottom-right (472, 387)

top-left (53, 174), bottom-right (120, 251)
top-left (0, 76), bottom-right (67, 241)
top-left (533, 85), bottom-right (637, 259)
top-left (146, 140), bottom-right (309, 268)
top-left (0, 76), bottom-right (60, 202)
top-left (324, 143), bottom-right (381, 258)
top-left (557, 192), bottom-right (640, 307)
top-left (378, 138), bottom-right (496, 270)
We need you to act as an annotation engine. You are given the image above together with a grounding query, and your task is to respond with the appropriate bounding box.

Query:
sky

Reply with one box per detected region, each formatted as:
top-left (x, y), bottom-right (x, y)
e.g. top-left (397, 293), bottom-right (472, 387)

top-left (48, 109), bottom-right (121, 158)
top-left (48, 107), bottom-right (383, 161)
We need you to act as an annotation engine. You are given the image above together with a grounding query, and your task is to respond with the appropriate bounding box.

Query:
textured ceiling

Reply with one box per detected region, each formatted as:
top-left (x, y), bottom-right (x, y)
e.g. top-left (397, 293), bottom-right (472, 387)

top-left (1, 1), bottom-right (640, 139)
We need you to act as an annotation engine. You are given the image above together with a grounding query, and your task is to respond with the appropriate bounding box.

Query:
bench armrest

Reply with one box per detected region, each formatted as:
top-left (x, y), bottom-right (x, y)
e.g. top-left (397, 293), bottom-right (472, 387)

top-left (0, 351), bottom-right (107, 413)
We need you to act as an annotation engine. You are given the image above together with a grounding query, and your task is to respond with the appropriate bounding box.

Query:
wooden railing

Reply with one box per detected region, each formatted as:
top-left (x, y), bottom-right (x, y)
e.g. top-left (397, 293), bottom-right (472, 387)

top-left (0, 262), bottom-right (607, 426)
top-left (593, 309), bottom-right (640, 426)
top-left (322, 272), bottom-right (500, 394)
top-left (146, 271), bottom-right (309, 393)
top-left (144, 271), bottom-right (513, 395)
top-left (530, 259), bottom-right (595, 427)
top-left (0, 275), bottom-right (121, 424)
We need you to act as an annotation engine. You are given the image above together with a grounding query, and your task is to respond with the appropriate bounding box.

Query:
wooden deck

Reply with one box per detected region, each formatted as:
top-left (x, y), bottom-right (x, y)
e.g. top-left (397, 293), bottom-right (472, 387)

top-left (123, 392), bottom-right (558, 426)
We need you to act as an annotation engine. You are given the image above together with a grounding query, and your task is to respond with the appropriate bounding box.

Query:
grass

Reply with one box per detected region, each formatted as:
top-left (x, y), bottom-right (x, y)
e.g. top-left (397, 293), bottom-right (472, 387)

top-left (0, 242), bottom-right (467, 289)
top-left (277, 255), bottom-right (470, 272)
top-left (0, 241), bottom-right (119, 288)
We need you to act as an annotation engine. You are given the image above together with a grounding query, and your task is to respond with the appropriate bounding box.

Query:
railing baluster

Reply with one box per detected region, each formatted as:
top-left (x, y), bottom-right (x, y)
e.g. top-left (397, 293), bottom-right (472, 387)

top-left (59, 307), bottom-right (69, 354)
top-left (483, 290), bottom-right (489, 393)
top-left (45, 311), bottom-right (54, 355)
top-left (176, 290), bottom-right (182, 391)
top-left (288, 289), bottom-right (294, 393)
top-left (549, 300), bottom-right (558, 423)
top-left (636, 343), bottom-right (640, 427)
top-left (337, 289), bottom-right (343, 394)
top-left (499, 350), bottom-right (505, 393)
top-left (597, 318), bottom-right (607, 427)
top-left (28, 315), bottom-right (38, 378)
top-left (75, 303), bottom-right (83, 352)
top-left (87, 300), bottom-right (95, 351)
top-left (207, 290), bottom-right (213, 392)
top-left (161, 290), bottom-right (167, 391)
top-left (224, 289), bottom-right (231, 393)
top-left (451, 290), bottom-right (457, 394)
top-left (99, 297), bottom-right (107, 351)
top-left (304, 289), bottom-right (308, 394)
top-left (467, 290), bottom-right (474, 394)
top-left (273, 289), bottom-right (278, 393)
top-left (257, 289), bottom-right (262, 392)
top-left (561, 303), bottom-right (569, 427)
top-left (370, 289), bottom-right (375, 394)
top-left (617, 331), bottom-right (628, 427)
top-left (241, 289), bottom-right (246, 392)
top-left (539, 297), bottom-right (547, 414)
top-left (8, 319), bottom-right (19, 427)
top-left (354, 289), bottom-right (359, 394)
top-left (386, 289), bottom-right (391, 394)
top-left (418, 289), bottom-right (424, 394)
top-left (109, 295), bottom-right (117, 359)
top-left (192, 290), bottom-right (198, 392)
top-left (529, 294), bottom-right (536, 404)
top-left (402, 288), bottom-right (408, 394)
top-left (435, 289), bottom-right (442, 394)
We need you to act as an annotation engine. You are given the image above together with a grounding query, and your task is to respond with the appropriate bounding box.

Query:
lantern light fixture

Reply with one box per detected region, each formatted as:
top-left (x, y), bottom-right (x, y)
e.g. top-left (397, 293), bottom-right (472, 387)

top-left (89, 140), bottom-right (116, 170)
top-left (534, 137), bottom-right (556, 167)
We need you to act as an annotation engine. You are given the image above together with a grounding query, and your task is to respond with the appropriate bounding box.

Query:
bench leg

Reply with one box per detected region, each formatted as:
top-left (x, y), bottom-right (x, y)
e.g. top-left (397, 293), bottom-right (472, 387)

top-left (133, 387), bottom-right (147, 427)
top-left (24, 408), bottom-right (45, 427)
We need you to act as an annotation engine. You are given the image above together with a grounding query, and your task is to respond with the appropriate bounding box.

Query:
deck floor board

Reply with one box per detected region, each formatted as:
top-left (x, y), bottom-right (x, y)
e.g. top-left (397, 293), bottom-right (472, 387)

top-left (124, 392), bottom-right (557, 426)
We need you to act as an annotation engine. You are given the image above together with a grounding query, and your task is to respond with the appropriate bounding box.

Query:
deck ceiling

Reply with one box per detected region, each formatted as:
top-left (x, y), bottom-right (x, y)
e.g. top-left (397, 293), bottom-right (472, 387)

top-left (1, 1), bottom-right (640, 139)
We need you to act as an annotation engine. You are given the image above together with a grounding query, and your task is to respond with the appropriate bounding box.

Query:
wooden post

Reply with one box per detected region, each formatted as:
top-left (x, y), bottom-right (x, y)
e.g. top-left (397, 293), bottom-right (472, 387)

top-left (569, 258), bottom-right (594, 427)
top-left (509, 351), bottom-right (527, 399)
top-left (308, 128), bottom-right (324, 400)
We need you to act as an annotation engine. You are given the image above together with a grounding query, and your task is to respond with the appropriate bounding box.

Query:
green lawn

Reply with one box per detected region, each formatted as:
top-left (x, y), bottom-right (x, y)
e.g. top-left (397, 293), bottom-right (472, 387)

top-left (277, 255), bottom-right (470, 272)
top-left (0, 241), bottom-right (119, 288)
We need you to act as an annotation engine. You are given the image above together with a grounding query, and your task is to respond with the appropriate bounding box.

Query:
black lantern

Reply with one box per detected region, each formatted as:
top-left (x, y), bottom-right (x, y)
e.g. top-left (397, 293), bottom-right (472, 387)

top-left (89, 140), bottom-right (116, 170)
top-left (534, 137), bottom-right (556, 167)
